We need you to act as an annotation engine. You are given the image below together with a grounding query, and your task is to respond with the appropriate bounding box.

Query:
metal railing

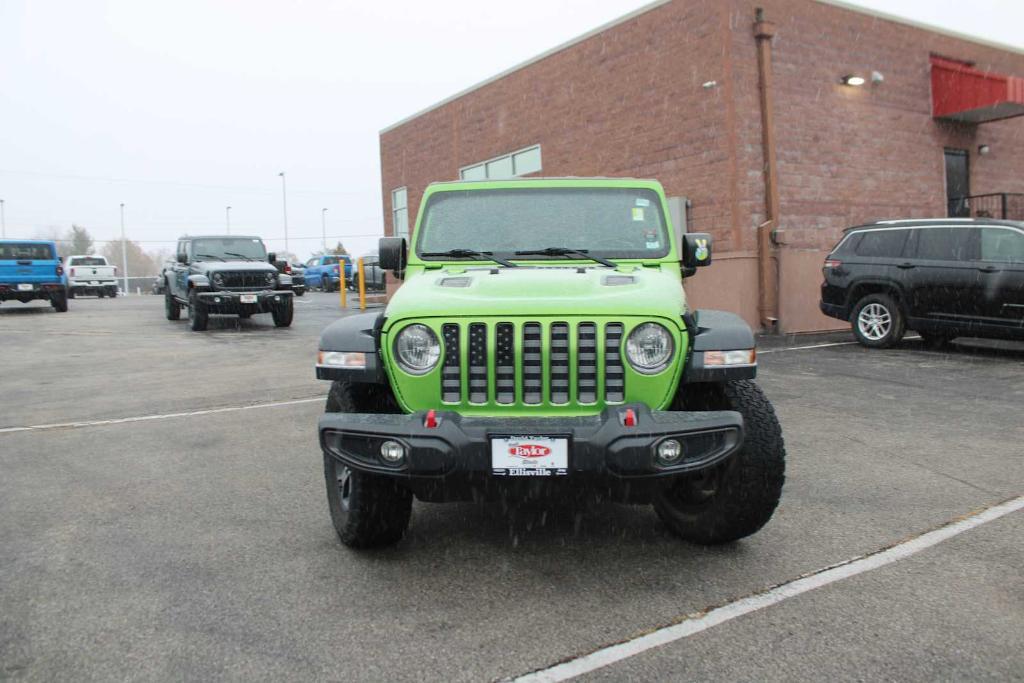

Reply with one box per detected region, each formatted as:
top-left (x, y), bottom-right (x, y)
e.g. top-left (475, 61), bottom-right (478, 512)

top-left (947, 193), bottom-right (1024, 220)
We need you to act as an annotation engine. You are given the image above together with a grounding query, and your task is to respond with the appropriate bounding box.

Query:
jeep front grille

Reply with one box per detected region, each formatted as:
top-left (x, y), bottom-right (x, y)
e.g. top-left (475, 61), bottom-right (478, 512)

top-left (437, 321), bottom-right (625, 407)
top-left (215, 271), bottom-right (272, 291)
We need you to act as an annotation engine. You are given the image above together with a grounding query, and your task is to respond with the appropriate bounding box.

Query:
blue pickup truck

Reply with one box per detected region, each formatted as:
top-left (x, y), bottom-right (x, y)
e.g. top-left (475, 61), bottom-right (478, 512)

top-left (0, 240), bottom-right (69, 312)
top-left (303, 254), bottom-right (352, 292)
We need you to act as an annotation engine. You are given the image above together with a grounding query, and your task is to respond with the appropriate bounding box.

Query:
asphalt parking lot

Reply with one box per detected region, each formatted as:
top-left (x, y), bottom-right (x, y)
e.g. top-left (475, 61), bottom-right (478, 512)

top-left (1, 294), bottom-right (1022, 681)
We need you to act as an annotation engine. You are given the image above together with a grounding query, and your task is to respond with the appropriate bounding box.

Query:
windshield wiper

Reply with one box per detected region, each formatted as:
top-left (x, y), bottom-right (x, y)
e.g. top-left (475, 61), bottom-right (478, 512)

top-left (195, 253), bottom-right (225, 261)
top-left (223, 251), bottom-right (256, 261)
top-left (513, 247), bottom-right (617, 268)
top-left (420, 248), bottom-right (518, 268)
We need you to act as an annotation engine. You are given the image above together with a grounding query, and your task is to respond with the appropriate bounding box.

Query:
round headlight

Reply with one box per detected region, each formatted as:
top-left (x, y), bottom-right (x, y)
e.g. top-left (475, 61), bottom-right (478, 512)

top-left (212, 272), bottom-right (225, 287)
top-left (625, 322), bottom-right (674, 373)
top-left (394, 324), bottom-right (441, 375)
top-left (264, 271), bottom-right (276, 285)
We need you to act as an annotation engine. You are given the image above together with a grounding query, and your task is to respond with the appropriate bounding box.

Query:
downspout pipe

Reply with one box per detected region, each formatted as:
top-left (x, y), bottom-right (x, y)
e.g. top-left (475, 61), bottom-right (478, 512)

top-left (754, 8), bottom-right (780, 333)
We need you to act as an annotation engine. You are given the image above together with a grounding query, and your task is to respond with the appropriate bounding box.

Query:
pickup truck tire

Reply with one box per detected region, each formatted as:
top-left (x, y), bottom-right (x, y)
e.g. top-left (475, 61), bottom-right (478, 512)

top-left (51, 291), bottom-right (68, 313)
top-left (108, 287), bottom-right (118, 298)
top-left (67, 288), bottom-right (76, 299)
top-left (851, 293), bottom-right (905, 348)
top-left (655, 380), bottom-right (785, 545)
top-left (164, 288), bottom-right (181, 320)
top-left (188, 291), bottom-right (209, 331)
top-left (98, 290), bottom-right (106, 298)
top-left (272, 298), bottom-right (293, 327)
top-left (323, 381), bottom-right (412, 548)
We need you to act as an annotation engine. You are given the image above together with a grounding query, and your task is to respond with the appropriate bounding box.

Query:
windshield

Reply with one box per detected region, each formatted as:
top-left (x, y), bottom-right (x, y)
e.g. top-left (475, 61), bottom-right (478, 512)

top-left (69, 257), bottom-right (106, 266)
top-left (192, 237), bottom-right (267, 262)
top-left (416, 188), bottom-right (670, 260)
top-left (0, 242), bottom-right (55, 260)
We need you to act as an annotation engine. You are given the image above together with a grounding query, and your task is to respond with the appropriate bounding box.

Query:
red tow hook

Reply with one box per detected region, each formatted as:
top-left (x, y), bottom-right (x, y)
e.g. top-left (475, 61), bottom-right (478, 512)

top-left (424, 409), bottom-right (439, 429)
top-left (622, 408), bottom-right (637, 427)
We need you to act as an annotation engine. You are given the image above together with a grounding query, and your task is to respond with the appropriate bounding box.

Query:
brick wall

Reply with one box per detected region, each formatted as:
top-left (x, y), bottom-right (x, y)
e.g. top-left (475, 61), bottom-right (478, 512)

top-left (379, 0), bottom-right (1024, 332)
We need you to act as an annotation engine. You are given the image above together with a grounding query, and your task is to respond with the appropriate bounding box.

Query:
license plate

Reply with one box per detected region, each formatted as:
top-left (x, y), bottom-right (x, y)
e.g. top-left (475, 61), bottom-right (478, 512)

top-left (491, 436), bottom-right (568, 476)
top-left (240, 294), bottom-right (258, 304)
top-left (90, 281), bottom-right (100, 285)
top-left (17, 283), bottom-right (33, 291)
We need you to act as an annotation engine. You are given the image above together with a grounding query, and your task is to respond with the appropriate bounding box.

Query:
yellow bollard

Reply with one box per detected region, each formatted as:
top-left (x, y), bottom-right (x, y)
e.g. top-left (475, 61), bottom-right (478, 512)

top-left (357, 257), bottom-right (366, 311)
top-left (339, 261), bottom-right (347, 309)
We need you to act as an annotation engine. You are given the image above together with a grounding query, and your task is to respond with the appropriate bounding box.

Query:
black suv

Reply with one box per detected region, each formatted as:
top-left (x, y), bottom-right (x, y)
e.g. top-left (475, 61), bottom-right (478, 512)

top-left (164, 235), bottom-right (294, 331)
top-left (820, 219), bottom-right (1024, 347)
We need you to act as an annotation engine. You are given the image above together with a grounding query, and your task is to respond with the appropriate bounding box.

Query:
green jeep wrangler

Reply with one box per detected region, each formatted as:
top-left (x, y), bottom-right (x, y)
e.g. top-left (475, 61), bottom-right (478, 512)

top-left (316, 178), bottom-right (784, 547)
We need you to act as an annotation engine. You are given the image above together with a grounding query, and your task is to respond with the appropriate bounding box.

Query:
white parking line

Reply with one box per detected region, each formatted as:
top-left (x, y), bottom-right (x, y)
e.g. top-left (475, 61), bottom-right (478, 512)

top-left (0, 396), bottom-right (326, 435)
top-left (512, 495), bottom-right (1024, 683)
top-left (759, 336), bottom-right (920, 354)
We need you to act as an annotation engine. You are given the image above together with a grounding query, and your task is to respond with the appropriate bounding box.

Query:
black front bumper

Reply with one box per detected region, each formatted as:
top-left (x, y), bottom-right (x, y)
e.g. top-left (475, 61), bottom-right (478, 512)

top-left (196, 289), bottom-right (292, 313)
top-left (320, 404), bottom-right (743, 501)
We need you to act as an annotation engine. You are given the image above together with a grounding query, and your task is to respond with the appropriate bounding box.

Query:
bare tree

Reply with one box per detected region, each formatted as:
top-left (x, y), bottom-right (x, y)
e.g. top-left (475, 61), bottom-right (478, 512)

top-left (66, 225), bottom-right (95, 255)
top-left (102, 239), bottom-right (159, 277)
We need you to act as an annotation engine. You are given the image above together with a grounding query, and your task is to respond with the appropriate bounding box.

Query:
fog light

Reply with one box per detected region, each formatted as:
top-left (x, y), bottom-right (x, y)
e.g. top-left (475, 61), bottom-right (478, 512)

top-left (380, 440), bottom-right (405, 464)
top-left (657, 439), bottom-right (683, 465)
top-left (214, 297), bottom-right (221, 303)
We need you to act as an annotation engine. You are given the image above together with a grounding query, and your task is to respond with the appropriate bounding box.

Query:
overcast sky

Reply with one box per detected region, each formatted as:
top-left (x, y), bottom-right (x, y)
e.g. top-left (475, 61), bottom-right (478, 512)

top-left (2, 0), bottom-right (1022, 260)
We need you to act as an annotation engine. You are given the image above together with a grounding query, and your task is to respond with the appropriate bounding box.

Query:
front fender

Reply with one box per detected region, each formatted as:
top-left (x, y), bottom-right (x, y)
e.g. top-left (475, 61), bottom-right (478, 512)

top-left (316, 312), bottom-right (386, 383)
top-left (682, 309), bottom-right (757, 383)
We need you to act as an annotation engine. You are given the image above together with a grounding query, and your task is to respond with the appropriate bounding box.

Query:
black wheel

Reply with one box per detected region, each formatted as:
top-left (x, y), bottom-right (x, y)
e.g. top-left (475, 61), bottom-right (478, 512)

top-left (108, 288), bottom-right (118, 298)
top-left (187, 291), bottom-right (208, 331)
top-left (51, 291), bottom-right (68, 312)
top-left (67, 288), bottom-right (76, 300)
top-left (919, 331), bottom-right (954, 349)
top-left (271, 298), bottom-right (293, 327)
top-left (323, 381), bottom-right (411, 548)
top-left (164, 287), bottom-right (181, 320)
top-left (98, 289), bottom-right (106, 298)
top-left (323, 276), bottom-right (333, 293)
top-left (655, 381), bottom-right (785, 545)
top-left (851, 293), bottom-right (905, 348)
top-left (294, 288), bottom-right (304, 297)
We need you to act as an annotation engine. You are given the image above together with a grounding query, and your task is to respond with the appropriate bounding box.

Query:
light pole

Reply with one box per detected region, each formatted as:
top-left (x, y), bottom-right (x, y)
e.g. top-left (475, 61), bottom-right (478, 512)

top-left (278, 172), bottom-right (289, 253)
top-left (321, 208), bottom-right (328, 251)
top-left (226, 206), bottom-right (232, 234)
top-left (119, 203), bottom-right (129, 294)
top-left (0, 199), bottom-right (5, 238)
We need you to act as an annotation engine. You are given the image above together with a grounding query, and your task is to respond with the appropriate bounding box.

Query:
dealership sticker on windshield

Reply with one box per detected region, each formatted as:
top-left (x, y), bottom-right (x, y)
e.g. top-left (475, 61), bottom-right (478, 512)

top-left (632, 207), bottom-right (645, 221)
top-left (491, 436), bottom-right (568, 476)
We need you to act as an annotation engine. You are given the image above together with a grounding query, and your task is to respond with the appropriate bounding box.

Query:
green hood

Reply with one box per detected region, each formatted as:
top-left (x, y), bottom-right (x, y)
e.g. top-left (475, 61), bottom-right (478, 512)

top-left (383, 265), bottom-right (687, 328)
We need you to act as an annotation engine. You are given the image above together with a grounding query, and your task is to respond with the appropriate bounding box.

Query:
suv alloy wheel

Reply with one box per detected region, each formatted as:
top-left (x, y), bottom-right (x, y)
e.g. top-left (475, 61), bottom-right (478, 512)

top-left (851, 293), bottom-right (905, 348)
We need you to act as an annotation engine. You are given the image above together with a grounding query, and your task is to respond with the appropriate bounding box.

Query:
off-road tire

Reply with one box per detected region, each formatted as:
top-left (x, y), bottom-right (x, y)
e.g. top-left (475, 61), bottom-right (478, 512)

top-left (188, 290), bottom-right (208, 331)
top-left (165, 287), bottom-right (181, 320)
top-left (322, 276), bottom-right (333, 293)
top-left (851, 293), bottom-right (905, 348)
top-left (51, 291), bottom-right (68, 312)
top-left (271, 298), bottom-right (293, 327)
top-left (655, 380), bottom-right (785, 545)
top-left (323, 381), bottom-right (411, 548)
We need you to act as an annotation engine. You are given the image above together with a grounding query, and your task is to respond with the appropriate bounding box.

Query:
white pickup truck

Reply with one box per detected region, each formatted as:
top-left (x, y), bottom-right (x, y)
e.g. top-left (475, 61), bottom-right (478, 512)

top-left (66, 255), bottom-right (119, 298)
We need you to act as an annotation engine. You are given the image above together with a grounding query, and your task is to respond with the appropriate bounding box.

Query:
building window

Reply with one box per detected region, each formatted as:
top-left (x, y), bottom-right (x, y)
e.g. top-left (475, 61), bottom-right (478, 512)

top-left (460, 145), bottom-right (542, 180)
top-left (392, 187), bottom-right (408, 241)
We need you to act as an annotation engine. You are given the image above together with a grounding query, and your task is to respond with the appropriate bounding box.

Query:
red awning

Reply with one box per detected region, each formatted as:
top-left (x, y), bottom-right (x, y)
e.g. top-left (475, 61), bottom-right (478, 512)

top-left (931, 56), bottom-right (1024, 123)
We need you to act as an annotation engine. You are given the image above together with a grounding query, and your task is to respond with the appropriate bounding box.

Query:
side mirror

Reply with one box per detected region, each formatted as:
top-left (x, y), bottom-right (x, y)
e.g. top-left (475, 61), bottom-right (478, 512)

top-left (378, 237), bottom-right (407, 276)
top-left (58, 256), bottom-right (64, 264)
top-left (177, 252), bottom-right (188, 264)
top-left (681, 232), bottom-right (713, 269)
top-left (267, 252), bottom-right (276, 263)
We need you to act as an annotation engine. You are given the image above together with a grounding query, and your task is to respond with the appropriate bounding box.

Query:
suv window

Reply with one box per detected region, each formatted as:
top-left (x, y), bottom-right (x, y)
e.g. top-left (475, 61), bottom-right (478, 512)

top-left (854, 229), bottom-right (908, 257)
top-left (913, 227), bottom-right (976, 261)
top-left (980, 228), bottom-right (1024, 263)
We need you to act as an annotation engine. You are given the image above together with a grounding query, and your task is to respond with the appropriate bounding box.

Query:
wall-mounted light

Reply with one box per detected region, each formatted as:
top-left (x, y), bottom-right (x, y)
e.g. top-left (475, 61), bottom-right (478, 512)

top-left (978, 144), bottom-right (991, 156)
top-left (841, 74), bottom-right (866, 86)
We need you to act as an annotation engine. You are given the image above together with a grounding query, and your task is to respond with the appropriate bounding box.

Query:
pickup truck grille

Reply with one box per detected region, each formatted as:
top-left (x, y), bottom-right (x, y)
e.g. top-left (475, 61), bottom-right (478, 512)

top-left (216, 271), bottom-right (271, 291)
top-left (438, 320), bottom-right (626, 408)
